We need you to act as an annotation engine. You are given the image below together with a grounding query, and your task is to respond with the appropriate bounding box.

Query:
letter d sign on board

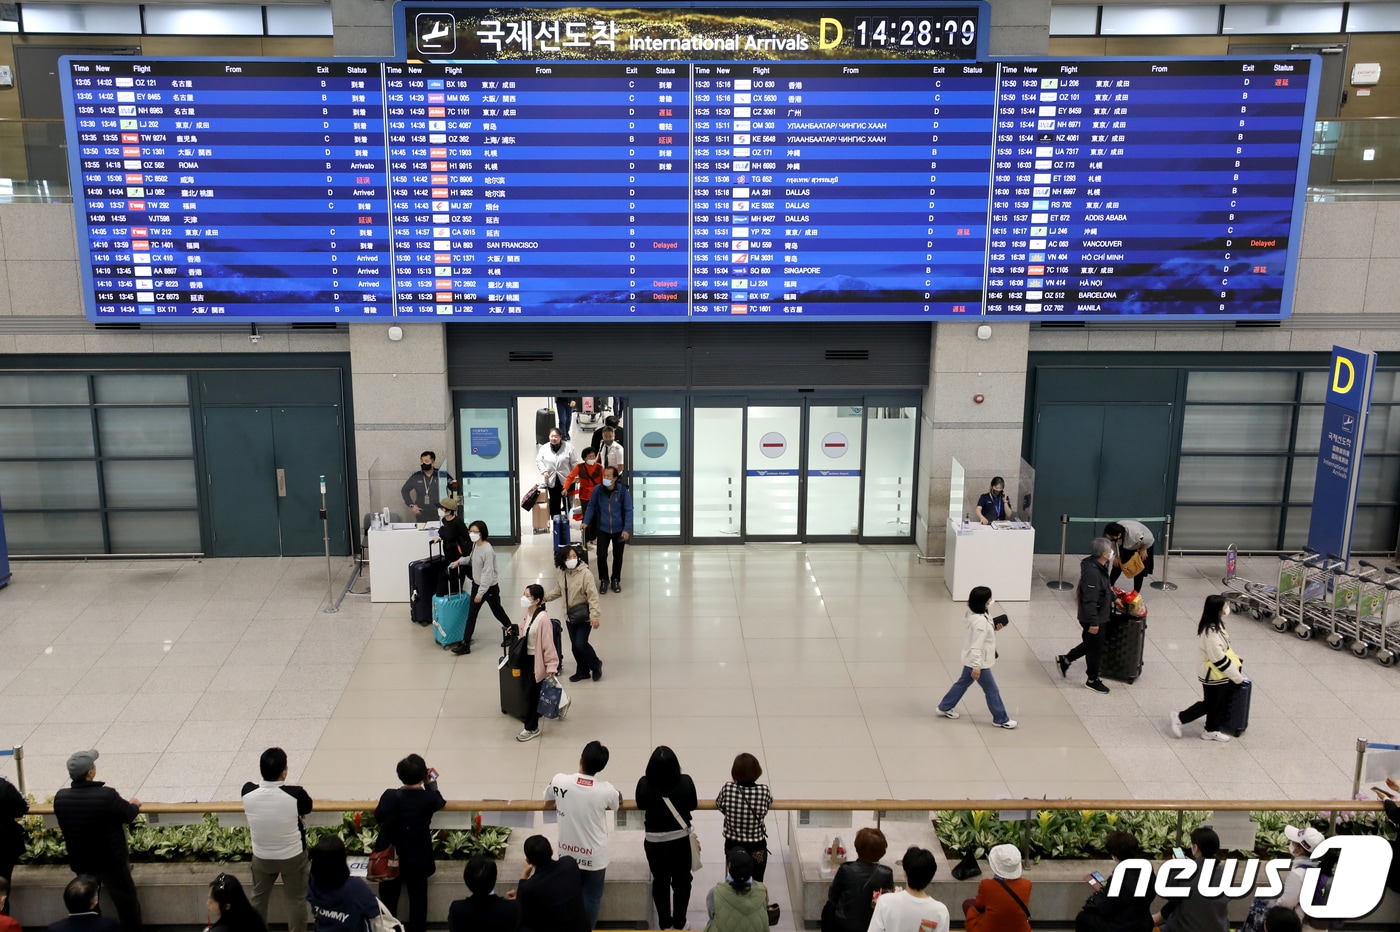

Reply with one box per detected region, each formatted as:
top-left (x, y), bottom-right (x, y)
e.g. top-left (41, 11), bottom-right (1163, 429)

top-left (819, 18), bottom-right (843, 49)
top-left (1333, 355), bottom-right (1355, 395)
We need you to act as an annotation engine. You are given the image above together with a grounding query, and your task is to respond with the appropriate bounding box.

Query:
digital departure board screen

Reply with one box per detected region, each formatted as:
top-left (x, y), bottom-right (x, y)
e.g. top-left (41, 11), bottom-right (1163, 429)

top-left (60, 54), bottom-right (1318, 323)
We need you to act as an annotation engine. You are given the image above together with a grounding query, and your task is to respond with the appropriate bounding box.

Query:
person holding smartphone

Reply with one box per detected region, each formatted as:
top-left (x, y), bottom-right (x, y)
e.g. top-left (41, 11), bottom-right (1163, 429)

top-left (1076, 832), bottom-right (1153, 932)
top-left (975, 477), bottom-right (1013, 524)
top-left (936, 586), bottom-right (1017, 729)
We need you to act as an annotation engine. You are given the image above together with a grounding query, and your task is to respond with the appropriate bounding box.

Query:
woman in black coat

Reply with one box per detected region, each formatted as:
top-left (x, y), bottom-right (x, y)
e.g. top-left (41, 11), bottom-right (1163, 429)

top-left (374, 754), bottom-right (446, 932)
top-left (634, 746), bottom-right (698, 931)
top-left (0, 776), bottom-right (28, 891)
top-left (822, 827), bottom-right (895, 932)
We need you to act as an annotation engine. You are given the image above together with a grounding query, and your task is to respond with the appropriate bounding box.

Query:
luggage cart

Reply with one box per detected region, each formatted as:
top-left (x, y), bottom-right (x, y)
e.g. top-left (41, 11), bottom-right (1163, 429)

top-left (1280, 549), bottom-right (1332, 640)
top-left (1316, 555), bottom-right (1365, 652)
top-left (1350, 561), bottom-right (1400, 665)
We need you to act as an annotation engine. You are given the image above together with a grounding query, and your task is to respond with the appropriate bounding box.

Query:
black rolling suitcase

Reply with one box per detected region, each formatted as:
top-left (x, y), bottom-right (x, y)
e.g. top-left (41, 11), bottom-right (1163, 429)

top-left (536, 406), bottom-right (555, 444)
top-left (1100, 611), bottom-right (1147, 683)
top-left (499, 640), bottom-right (531, 719)
top-left (1219, 679), bottom-right (1252, 736)
top-left (408, 539), bottom-right (448, 625)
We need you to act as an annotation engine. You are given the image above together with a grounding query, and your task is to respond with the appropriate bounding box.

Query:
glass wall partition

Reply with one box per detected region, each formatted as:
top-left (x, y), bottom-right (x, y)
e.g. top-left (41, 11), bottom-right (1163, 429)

top-left (0, 371), bottom-right (199, 554)
top-left (629, 403), bottom-right (683, 539)
top-left (691, 404), bottom-right (743, 540)
top-left (744, 404), bottom-right (803, 538)
top-left (804, 404), bottom-right (863, 538)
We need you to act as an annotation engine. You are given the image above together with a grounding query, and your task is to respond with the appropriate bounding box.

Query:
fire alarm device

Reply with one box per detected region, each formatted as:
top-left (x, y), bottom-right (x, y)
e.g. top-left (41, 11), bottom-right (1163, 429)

top-left (1352, 63), bottom-right (1382, 87)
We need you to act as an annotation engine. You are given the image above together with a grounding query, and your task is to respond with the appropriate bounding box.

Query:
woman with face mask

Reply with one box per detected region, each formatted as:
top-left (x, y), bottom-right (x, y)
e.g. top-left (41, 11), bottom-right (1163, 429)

top-left (542, 546), bottom-right (603, 683)
top-left (431, 495), bottom-right (473, 606)
top-left (564, 447), bottom-right (605, 537)
top-left (449, 520), bottom-right (515, 655)
top-left (515, 583), bottom-right (560, 742)
top-left (1170, 594), bottom-right (1249, 742)
top-left (535, 428), bottom-right (579, 518)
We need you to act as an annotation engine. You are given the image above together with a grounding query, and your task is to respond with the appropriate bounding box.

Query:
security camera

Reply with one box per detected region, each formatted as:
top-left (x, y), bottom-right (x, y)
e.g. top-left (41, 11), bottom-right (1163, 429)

top-left (976, 324), bottom-right (992, 341)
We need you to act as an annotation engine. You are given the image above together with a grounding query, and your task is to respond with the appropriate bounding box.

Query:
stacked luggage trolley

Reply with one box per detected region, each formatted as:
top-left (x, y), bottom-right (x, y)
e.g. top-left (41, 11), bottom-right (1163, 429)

top-left (1222, 545), bottom-right (1400, 666)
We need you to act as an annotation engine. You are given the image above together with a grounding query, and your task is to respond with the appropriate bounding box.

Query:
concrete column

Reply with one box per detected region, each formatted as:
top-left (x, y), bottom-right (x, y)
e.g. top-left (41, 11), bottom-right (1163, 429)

top-left (917, 323), bottom-right (1030, 556)
top-left (331, 0), bottom-right (396, 57)
top-left (350, 324), bottom-right (453, 522)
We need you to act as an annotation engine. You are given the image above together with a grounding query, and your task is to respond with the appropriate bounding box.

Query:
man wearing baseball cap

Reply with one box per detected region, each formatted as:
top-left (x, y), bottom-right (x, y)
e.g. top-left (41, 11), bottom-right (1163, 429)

top-left (1245, 825), bottom-right (1327, 929)
top-left (52, 750), bottom-right (143, 932)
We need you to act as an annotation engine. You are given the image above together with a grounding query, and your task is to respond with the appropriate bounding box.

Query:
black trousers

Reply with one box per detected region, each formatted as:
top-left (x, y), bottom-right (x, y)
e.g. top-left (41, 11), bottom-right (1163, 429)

top-left (1110, 546), bottom-right (1156, 592)
top-left (597, 532), bottom-right (626, 582)
top-left (568, 619), bottom-right (602, 677)
top-left (522, 661), bottom-right (543, 732)
top-left (88, 864), bottom-right (142, 932)
top-left (547, 482), bottom-right (568, 517)
top-left (1065, 624), bottom-right (1104, 681)
top-left (724, 839), bottom-right (769, 883)
top-left (644, 837), bottom-right (694, 930)
top-left (1179, 682), bottom-right (1229, 732)
top-left (379, 870), bottom-right (429, 932)
top-left (464, 583), bottom-right (513, 643)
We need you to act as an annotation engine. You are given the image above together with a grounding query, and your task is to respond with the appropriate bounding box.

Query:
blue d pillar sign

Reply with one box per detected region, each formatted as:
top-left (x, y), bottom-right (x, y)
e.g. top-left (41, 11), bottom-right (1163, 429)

top-left (1306, 345), bottom-right (1377, 562)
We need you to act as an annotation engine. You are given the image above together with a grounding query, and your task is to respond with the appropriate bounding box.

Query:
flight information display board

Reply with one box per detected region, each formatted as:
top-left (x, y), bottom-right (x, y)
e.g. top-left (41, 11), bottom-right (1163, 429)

top-left (60, 54), bottom-right (1318, 323)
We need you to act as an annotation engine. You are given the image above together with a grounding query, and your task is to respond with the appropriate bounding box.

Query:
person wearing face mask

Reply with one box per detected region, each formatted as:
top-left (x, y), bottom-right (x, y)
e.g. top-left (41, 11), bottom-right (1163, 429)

top-left (432, 496), bottom-right (473, 598)
top-left (402, 451), bottom-right (453, 522)
top-left (516, 584), bottom-right (561, 742)
top-left (564, 447), bottom-right (605, 536)
top-left (1170, 594), bottom-right (1248, 742)
top-left (449, 521), bottom-right (515, 655)
top-left (975, 477), bottom-right (1012, 524)
top-left (536, 429), bottom-right (579, 518)
top-left (543, 546), bottom-right (603, 683)
top-left (583, 466), bottom-right (633, 594)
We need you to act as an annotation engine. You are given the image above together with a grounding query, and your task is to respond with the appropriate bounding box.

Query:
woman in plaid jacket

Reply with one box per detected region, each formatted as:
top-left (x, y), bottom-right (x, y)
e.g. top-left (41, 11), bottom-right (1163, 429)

top-left (715, 753), bottom-right (773, 882)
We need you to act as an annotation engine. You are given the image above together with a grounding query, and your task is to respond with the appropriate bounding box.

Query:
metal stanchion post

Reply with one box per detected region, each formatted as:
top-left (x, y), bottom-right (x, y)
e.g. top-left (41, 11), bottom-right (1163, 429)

top-left (320, 475), bottom-right (337, 614)
top-left (1340, 737), bottom-right (1368, 834)
top-left (14, 744), bottom-right (25, 797)
top-left (1047, 514), bottom-right (1073, 590)
top-left (1149, 515), bottom-right (1179, 591)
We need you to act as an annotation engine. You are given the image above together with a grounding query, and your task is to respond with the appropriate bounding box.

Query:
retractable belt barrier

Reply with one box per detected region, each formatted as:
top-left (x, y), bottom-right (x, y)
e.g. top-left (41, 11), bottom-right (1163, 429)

top-left (1046, 514), bottom-right (1177, 593)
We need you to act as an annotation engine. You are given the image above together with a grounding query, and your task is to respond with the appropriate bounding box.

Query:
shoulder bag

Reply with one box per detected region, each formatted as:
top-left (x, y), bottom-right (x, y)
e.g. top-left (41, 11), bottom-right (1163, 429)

top-left (508, 614), bottom-right (536, 671)
top-left (995, 877), bottom-right (1031, 923)
top-left (369, 897), bottom-right (405, 932)
top-left (660, 795), bottom-right (701, 871)
top-left (563, 573), bottom-right (590, 624)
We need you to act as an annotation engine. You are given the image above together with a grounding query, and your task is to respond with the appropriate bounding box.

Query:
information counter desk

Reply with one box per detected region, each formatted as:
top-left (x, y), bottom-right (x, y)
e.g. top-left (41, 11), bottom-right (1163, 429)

top-left (944, 520), bottom-right (1035, 601)
top-left (368, 524), bottom-right (438, 603)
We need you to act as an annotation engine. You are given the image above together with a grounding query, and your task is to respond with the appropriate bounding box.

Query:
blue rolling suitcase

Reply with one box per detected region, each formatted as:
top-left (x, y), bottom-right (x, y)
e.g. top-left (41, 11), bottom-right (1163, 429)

top-left (432, 572), bottom-right (471, 649)
top-left (1220, 679), bottom-right (1252, 737)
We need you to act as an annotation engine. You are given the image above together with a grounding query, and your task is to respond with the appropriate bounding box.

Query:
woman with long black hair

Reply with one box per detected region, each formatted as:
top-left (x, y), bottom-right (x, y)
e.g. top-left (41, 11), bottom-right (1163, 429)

top-left (1171, 594), bottom-right (1248, 742)
top-left (635, 746), bottom-right (699, 930)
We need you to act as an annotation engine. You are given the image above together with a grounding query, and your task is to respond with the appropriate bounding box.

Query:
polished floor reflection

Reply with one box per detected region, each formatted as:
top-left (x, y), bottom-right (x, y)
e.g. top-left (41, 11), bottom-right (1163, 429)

top-left (0, 545), bottom-right (1387, 808)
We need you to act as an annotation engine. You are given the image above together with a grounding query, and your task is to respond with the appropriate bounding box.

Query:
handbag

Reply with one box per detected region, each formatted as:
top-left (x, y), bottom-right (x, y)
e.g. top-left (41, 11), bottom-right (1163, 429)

top-left (564, 575), bottom-right (590, 624)
top-left (520, 484), bottom-right (541, 511)
top-left (995, 877), bottom-right (1031, 922)
top-left (369, 897), bottom-right (405, 932)
top-left (538, 675), bottom-right (567, 719)
top-left (660, 795), bottom-right (702, 871)
top-left (366, 843), bottom-right (399, 882)
top-left (1120, 551), bottom-right (1146, 578)
top-left (767, 903), bottom-right (781, 926)
top-left (950, 852), bottom-right (982, 880)
top-left (508, 614), bottom-right (535, 671)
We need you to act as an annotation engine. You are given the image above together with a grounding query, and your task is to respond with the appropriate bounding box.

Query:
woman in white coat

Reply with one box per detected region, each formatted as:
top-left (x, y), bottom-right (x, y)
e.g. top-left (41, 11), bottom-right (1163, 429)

top-left (936, 586), bottom-right (1017, 729)
top-left (536, 427), bottom-right (578, 517)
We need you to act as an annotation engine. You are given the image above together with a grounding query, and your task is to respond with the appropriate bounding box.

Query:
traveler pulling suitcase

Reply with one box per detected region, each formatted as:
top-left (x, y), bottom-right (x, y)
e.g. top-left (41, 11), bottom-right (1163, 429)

top-left (1219, 679), bottom-right (1251, 737)
top-left (432, 571), bottom-right (471, 649)
top-left (531, 500), bottom-right (551, 534)
top-left (499, 642), bottom-right (532, 719)
top-left (407, 540), bottom-right (448, 626)
top-left (1100, 587), bottom-right (1148, 684)
top-left (536, 406), bottom-right (555, 445)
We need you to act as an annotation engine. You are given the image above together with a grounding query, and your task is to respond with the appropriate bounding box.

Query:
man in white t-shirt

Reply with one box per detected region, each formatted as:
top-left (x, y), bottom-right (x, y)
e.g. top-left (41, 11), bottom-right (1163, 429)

top-left (545, 740), bottom-right (622, 930)
top-left (868, 846), bottom-right (950, 932)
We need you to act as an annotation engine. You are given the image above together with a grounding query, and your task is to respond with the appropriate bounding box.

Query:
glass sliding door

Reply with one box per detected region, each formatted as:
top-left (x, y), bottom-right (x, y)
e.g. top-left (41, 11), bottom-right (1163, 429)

top-left (457, 405), bottom-right (516, 540)
top-left (628, 404), bottom-right (682, 538)
top-left (745, 405), bottom-right (801, 537)
top-left (805, 404), bottom-right (863, 537)
top-left (693, 406), bottom-right (743, 538)
top-left (862, 405), bottom-right (917, 539)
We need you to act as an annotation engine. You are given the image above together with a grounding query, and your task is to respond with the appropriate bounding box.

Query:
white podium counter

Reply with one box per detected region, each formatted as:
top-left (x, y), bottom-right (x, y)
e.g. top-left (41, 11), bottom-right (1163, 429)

top-left (943, 520), bottom-right (1036, 601)
top-left (369, 524), bottom-right (439, 602)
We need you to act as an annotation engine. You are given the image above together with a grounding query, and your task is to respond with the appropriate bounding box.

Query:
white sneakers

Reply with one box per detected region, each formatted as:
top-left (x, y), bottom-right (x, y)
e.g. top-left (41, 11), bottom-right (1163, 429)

top-left (995, 720), bottom-right (1018, 730)
top-left (1169, 713), bottom-right (1183, 738)
top-left (516, 728), bottom-right (540, 742)
top-left (938, 709), bottom-right (960, 719)
top-left (1201, 730), bottom-right (1232, 742)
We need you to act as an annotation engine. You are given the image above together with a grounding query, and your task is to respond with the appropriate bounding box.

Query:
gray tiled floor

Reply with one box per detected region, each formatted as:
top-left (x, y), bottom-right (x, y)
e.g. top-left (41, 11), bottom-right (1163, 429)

top-left (2, 545), bottom-right (1394, 808)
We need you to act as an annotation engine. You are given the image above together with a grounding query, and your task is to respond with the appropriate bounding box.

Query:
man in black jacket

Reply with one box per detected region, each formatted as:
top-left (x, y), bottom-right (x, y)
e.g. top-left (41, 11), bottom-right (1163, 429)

top-left (0, 775), bottom-right (28, 895)
top-left (1057, 537), bottom-right (1115, 694)
top-left (52, 750), bottom-right (142, 932)
top-left (507, 835), bottom-right (588, 932)
top-left (48, 876), bottom-right (120, 932)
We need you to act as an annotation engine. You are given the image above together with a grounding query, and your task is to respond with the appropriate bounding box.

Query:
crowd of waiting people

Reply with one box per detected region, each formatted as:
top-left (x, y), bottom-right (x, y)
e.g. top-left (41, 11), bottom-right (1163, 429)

top-left (1, 740), bottom-right (1398, 932)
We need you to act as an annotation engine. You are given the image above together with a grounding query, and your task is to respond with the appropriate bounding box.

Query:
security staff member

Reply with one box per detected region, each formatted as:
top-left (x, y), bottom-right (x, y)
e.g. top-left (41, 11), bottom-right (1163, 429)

top-left (975, 477), bottom-right (1012, 524)
top-left (402, 451), bottom-right (454, 522)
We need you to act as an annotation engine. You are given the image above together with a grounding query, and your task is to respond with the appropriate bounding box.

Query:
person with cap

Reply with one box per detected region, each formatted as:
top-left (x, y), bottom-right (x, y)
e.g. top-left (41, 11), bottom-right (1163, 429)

top-left (402, 451), bottom-right (453, 523)
top-left (52, 750), bottom-right (142, 932)
top-left (962, 844), bottom-right (1032, 932)
top-left (1057, 537), bottom-right (1116, 695)
top-left (1104, 520), bottom-right (1155, 593)
top-left (1272, 826), bottom-right (1327, 924)
top-left (433, 494), bottom-right (473, 599)
top-left (47, 876), bottom-right (119, 932)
